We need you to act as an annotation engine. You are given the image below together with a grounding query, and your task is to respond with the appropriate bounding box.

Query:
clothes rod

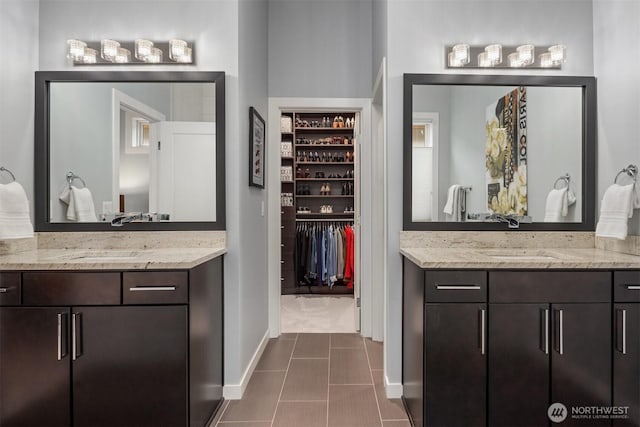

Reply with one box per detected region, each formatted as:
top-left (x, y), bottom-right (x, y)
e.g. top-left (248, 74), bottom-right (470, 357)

top-left (296, 218), bottom-right (354, 222)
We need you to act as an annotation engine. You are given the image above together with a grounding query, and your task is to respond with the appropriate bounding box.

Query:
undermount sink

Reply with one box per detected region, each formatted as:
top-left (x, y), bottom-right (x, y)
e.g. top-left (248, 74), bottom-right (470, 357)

top-left (489, 255), bottom-right (558, 260)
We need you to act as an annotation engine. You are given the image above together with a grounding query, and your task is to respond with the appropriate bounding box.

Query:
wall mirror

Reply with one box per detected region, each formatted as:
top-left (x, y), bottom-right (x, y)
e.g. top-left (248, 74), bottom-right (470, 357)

top-left (35, 71), bottom-right (225, 231)
top-left (403, 74), bottom-right (596, 231)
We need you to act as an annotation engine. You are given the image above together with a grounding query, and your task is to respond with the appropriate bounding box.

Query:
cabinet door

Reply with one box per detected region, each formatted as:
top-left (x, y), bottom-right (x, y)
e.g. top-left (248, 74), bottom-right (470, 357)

top-left (425, 303), bottom-right (486, 427)
top-left (613, 304), bottom-right (639, 427)
top-left (551, 303), bottom-right (611, 426)
top-left (72, 306), bottom-right (188, 427)
top-left (488, 304), bottom-right (550, 427)
top-left (0, 307), bottom-right (71, 427)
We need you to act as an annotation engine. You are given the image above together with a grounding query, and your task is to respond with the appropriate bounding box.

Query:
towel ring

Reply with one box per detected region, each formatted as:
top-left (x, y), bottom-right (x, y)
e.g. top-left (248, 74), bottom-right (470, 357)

top-left (0, 166), bottom-right (16, 182)
top-left (554, 173), bottom-right (571, 190)
top-left (66, 171), bottom-right (87, 188)
top-left (614, 165), bottom-right (638, 184)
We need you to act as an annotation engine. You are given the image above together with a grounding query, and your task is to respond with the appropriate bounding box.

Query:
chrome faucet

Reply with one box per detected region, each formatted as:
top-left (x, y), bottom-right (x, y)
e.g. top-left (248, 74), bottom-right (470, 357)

top-left (487, 213), bottom-right (532, 229)
top-left (110, 212), bottom-right (154, 226)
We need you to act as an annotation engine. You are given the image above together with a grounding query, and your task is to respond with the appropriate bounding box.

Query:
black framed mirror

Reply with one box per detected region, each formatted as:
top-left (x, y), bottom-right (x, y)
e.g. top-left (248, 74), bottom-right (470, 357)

top-left (403, 73), bottom-right (596, 231)
top-left (35, 71), bottom-right (225, 231)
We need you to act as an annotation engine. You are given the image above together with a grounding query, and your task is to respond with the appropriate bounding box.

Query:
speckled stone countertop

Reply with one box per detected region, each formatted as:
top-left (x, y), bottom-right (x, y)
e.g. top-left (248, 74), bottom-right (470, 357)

top-left (400, 247), bottom-right (640, 269)
top-left (0, 247), bottom-right (226, 270)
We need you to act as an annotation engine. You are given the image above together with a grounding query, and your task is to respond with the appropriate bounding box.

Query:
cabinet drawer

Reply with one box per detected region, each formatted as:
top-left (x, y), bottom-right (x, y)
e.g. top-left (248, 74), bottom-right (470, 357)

top-left (425, 271), bottom-right (487, 302)
top-left (614, 271), bottom-right (640, 302)
top-left (0, 273), bottom-right (20, 305)
top-left (123, 271), bottom-right (188, 304)
top-left (23, 272), bottom-right (120, 305)
top-left (489, 271), bottom-right (611, 303)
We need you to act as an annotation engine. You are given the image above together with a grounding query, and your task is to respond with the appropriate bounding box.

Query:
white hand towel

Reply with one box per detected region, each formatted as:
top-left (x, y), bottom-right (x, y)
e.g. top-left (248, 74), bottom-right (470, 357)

top-left (65, 186), bottom-right (97, 222)
top-left (595, 183), bottom-right (635, 240)
top-left (443, 185), bottom-right (462, 221)
top-left (544, 188), bottom-right (568, 222)
top-left (0, 182), bottom-right (34, 239)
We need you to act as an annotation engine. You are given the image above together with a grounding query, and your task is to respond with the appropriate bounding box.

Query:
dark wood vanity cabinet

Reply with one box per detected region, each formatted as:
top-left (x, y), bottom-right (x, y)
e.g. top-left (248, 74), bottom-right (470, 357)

top-left (0, 256), bottom-right (223, 427)
top-left (402, 260), bottom-right (630, 427)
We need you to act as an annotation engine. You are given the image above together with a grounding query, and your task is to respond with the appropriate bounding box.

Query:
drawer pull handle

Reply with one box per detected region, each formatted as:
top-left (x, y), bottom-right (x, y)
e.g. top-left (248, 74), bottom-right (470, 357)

top-left (129, 286), bottom-right (176, 292)
top-left (479, 309), bottom-right (486, 355)
top-left (0, 287), bottom-right (7, 293)
top-left (554, 309), bottom-right (564, 355)
top-left (541, 308), bottom-right (549, 354)
top-left (625, 285), bottom-right (640, 290)
top-left (57, 313), bottom-right (68, 361)
top-left (72, 313), bottom-right (82, 361)
top-left (617, 309), bottom-right (627, 355)
top-left (435, 284), bottom-right (481, 290)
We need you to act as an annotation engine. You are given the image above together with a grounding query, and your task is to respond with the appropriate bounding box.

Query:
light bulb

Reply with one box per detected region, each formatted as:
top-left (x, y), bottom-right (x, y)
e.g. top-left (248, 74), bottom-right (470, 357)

top-left (539, 52), bottom-right (554, 68)
top-left (169, 39), bottom-right (188, 61)
top-left (114, 47), bottom-right (131, 63)
top-left (145, 47), bottom-right (163, 63)
top-left (516, 44), bottom-right (535, 66)
top-left (548, 44), bottom-right (566, 64)
top-left (508, 52), bottom-right (523, 67)
top-left (485, 44), bottom-right (502, 65)
top-left (66, 39), bottom-right (87, 61)
top-left (82, 48), bottom-right (97, 64)
top-left (135, 39), bottom-right (154, 60)
top-left (101, 39), bottom-right (120, 61)
top-left (478, 52), bottom-right (493, 67)
top-left (452, 44), bottom-right (470, 65)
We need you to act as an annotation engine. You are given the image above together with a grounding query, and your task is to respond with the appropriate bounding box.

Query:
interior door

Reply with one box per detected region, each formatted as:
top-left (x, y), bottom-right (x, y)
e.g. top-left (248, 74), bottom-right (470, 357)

top-left (489, 304), bottom-right (550, 426)
top-left (149, 121), bottom-right (216, 221)
top-left (72, 306), bottom-right (188, 427)
top-left (0, 307), bottom-right (71, 427)
top-left (354, 111), bottom-right (361, 331)
top-left (613, 304), bottom-right (639, 426)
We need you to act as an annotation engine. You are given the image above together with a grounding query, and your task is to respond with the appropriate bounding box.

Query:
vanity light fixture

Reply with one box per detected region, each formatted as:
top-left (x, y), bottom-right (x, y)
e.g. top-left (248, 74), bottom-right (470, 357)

top-left (445, 44), bottom-right (566, 69)
top-left (66, 39), bottom-right (194, 65)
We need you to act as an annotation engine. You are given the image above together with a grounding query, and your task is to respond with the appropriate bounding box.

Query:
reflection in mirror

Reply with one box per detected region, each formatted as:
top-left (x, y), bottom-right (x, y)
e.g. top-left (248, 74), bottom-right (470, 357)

top-left (412, 84), bottom-right (583, 224)
top-left (49, 81), bottom-right (216, 223)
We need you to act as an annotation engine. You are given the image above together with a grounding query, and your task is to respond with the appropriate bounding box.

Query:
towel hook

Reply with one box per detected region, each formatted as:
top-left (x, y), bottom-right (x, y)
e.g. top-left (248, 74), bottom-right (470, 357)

top-left (614, 165), bottom-right (638, 184)
top-left (0, 166), bottom-right (16, 182)
top-left (66, 171), bottom-right (87, 188)
top-left (554, 173), bottom-right (571, 189)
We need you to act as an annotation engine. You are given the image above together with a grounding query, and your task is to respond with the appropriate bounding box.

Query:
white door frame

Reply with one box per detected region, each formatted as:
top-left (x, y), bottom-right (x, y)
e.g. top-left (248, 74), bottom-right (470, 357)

top-left (267, 97), bottom-right (373, 338)
top-left (412, 112), bottom-right (439, 222)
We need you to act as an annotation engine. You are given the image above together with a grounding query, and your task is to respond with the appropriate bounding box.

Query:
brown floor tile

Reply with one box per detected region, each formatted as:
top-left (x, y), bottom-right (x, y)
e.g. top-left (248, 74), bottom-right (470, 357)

top-left (221, 371), bottom-right (286, 422)
top-left (280, 333), bottom-right (298, 340)
top-left (217, 423), bottom-right (272, 427)
top-left (331, 333), bottom-right (364, 348)
top-left (293, 333), bottom-right (330, 358)
top-left (281, 358), bottom-right (329, 400)
top-left (255, 338), bottom-right (295, 371)
top-left (273, 401), bottom-right (327, 427)
top-left (365, 338), bottom-right (384, 370)
top-left (328, 385), bottom-right (382, 427)
top-left (330, 347), bottom-right (372, 385)
top-left (382, 421), bottom-right (412, 427)
top-left (372, 370), bottom-right (409, 420)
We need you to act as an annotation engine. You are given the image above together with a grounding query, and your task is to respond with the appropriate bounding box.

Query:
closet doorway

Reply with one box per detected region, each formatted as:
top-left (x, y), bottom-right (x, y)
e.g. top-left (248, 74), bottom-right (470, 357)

top-left (267, 98), bottom-right (373, 337)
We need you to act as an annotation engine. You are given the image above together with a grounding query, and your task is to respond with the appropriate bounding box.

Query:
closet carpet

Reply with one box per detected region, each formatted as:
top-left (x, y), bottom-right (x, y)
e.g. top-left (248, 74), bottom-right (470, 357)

top-left (280, 295), bottom-right (356, 333)
top-left (212, 333), bottom-right (409, 427)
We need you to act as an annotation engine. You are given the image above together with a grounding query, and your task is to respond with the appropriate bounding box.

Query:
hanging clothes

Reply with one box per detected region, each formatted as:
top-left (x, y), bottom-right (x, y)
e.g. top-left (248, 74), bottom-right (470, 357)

top-left (344, 224), bottom-right (355, 288)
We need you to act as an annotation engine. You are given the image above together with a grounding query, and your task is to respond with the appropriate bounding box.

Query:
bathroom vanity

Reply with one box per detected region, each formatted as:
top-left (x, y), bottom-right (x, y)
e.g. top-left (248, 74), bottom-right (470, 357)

top-left (402, 246), bottom-right (640, 427)
top-left (0, 246), bottom-right (225, 427)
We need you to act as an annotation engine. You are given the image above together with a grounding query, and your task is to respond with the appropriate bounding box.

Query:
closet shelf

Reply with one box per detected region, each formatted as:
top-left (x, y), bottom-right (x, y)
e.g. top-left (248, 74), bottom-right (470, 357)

top-left (296, 162), bottom-right (354, 165)
top-left (296, 195), bottom-right (354, 198)
top-left (296, 178), bottom-right (354, 181)
top-left (295, 144), bottom-right (354, 148)
top-left (295, 127), bottom-right (355, 131)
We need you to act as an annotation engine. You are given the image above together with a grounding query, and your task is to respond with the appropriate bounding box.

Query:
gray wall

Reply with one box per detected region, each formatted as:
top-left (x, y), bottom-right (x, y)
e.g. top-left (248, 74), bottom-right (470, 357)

top-left (593, 0), bottom-right (640, 234)
top-left (0, 0), bottom-right (38, 216)
top-left (386, 0), bottom-right (595, 388)
top-left (36, 0), bottom-right (268, 392)
top-left (372, 0), bottom-right (387, 79)
top-left (268, 0), bottom-right (372, 98)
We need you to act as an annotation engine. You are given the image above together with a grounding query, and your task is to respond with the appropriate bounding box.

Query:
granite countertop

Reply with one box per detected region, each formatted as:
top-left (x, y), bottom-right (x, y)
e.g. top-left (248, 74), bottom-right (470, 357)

top-left (400, 247), bottom-right (640, 269)
top-left (0, 247), bottom-right (227, 270)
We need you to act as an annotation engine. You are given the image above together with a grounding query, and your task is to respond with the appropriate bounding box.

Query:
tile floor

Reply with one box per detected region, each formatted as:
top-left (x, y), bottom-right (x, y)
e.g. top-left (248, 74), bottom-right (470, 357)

top-left (280, 296), bottom-right (356, 333)
top-left (212, 333), bottom-right (410, 427)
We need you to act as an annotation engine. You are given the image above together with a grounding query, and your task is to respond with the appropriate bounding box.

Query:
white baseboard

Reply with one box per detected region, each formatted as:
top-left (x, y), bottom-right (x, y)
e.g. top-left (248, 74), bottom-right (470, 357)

top-left (384, 374), bottom-right (403, 399)
top-left (223, 329), bottom-right (270, 400)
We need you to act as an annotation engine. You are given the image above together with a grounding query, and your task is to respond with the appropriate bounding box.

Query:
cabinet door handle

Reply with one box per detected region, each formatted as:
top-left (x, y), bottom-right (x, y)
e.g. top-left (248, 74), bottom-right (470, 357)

top-left (625, 285), bottom-right (640, 290)
top-left (479, 308), bottom-right (486, 355)
top-left (435, 284), bottom-right (481, 290)
top-left (72, 313), bottom-right (82, 361)
top-left (129, 286), bottom-right (176, 292)
top-left (57, 313), bottom-right (68, 361)
top-left (541, 308), bottom-right (549, 354)
top-left (0, 287), bottom-right (8, 293)
top-left (554, 309), bottom-right (564, 355)
top-left (616, 309), bottom-right (627, 355)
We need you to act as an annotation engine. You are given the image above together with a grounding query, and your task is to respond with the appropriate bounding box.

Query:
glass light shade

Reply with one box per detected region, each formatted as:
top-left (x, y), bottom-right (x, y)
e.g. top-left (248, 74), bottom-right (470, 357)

top-left (175, 47), bottom-right (193, 63)
top-left (549, 44), bottom-right (566, 64)
top-left (135, 39), bottom-right (154, 60)
top-left (452, 44), bottom-right (470, 64)
top-left (169, 39), bottom-right (188, 61)
top-left (145, 47), bottom-right (163, 63)
top-left (485, 44), bottom-right (502, 65)
top-left (508, 52), bottom-right (523, 67)
top-left (114, 47), bottom-right (131, 63)
top-left (82, 48), bottom-right (97, 64)
top-left (516, 44), bottom-right (535, 65)
top-left (66, 39), bottom-right (87, 61)
top-left (478, 52), bottom-right (493, 67)
top-left (101, 39), bottom-right (120, 61)
top-left (448, 51), bottom-right (463, 67)
top-left (539, 52), bottom-right (553, 68)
